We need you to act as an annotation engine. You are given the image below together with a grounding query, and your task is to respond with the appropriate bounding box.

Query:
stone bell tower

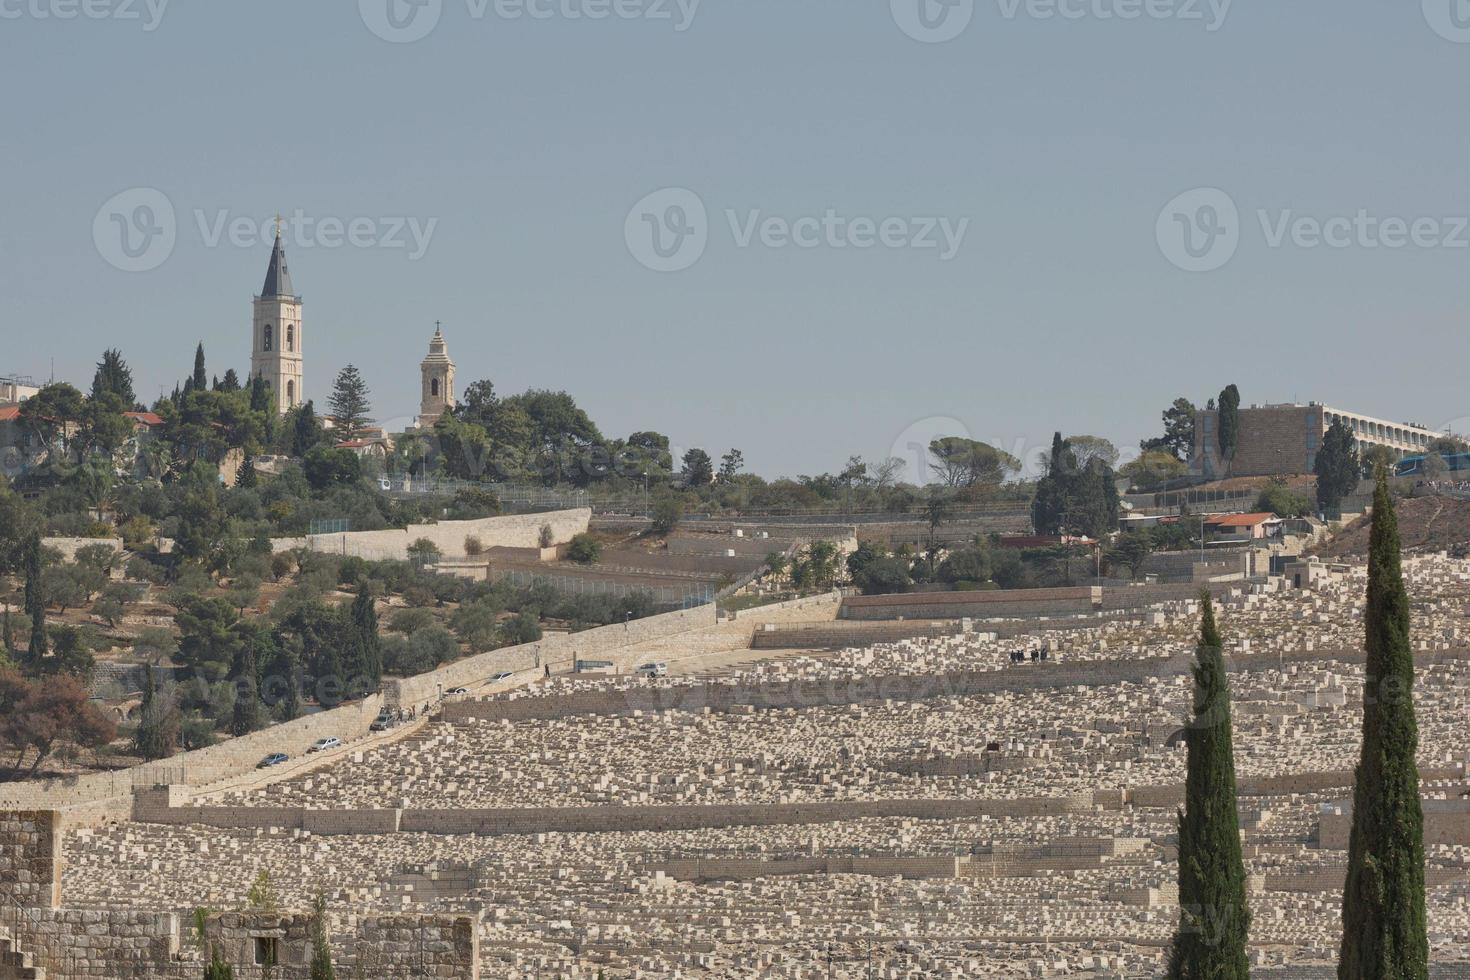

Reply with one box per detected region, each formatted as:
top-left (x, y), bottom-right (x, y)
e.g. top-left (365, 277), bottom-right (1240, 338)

top-left (417, 323), bottom-right (455, 429)
top-left (250, 222), bottom-right (304, 413)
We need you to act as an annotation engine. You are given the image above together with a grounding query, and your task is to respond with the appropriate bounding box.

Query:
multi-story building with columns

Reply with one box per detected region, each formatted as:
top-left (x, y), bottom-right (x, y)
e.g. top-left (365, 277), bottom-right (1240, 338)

top-left (1190, 401), bottom-right (1435, 478)
top-left (250, 230), bottom-right (304, 413)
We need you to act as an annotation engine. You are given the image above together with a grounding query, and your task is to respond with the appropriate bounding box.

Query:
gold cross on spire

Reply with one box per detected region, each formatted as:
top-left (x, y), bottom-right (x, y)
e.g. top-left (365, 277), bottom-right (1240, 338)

top-left (275, 213), bottom-right (283, 239)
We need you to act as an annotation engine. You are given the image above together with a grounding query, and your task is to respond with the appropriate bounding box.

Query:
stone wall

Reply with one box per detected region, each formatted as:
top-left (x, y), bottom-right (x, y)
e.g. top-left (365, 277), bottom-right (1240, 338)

top-left (386, 603), bottom-right (718, 711)
top-left (0, 810), bottom-right (480, 979)
top-left (0, 697), bottom-right (385, 822)
top-left (841, 587), bottom-right (1100, 621)
top-left (273, 507), bottom-right (590, 560)
top-left (0, 810), bottom-right (61, 909)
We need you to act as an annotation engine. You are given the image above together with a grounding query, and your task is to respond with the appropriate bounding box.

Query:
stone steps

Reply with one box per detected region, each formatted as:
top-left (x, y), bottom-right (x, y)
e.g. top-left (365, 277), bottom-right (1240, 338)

top-left (0, 924), bottom-right (46, 979)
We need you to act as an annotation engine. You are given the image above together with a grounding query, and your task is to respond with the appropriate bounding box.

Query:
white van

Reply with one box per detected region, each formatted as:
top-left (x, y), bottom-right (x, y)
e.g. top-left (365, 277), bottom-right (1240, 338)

top-left (636, 662), bottom-right (668, 678)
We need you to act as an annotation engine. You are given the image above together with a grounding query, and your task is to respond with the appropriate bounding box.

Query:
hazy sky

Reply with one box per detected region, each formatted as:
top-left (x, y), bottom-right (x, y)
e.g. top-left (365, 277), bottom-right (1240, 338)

top-left (5, 0), bottom-right (1469, 480)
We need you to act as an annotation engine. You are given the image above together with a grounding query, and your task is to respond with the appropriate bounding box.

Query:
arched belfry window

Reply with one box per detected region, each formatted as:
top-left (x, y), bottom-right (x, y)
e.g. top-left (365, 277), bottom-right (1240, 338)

top-left (286, 325), bottom-right (294, 352)
top-left (431, 378), bottom-right (440, 398)
top-left (263, 325), bottom-right (273, 352)
top-left (286, 380), bottom-right (295, 406)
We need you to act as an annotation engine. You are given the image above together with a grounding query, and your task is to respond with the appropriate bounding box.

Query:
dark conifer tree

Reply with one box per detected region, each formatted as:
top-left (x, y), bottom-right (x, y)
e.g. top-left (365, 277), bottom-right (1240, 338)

top-left (1339, 470), bottom-right (1427, 979)
top-left (192, 343), bottom-right (208, 392)
top-left (1168, 593), bottom-right (1250, 979)
top-left (23, 535), bottom-right (46, 664)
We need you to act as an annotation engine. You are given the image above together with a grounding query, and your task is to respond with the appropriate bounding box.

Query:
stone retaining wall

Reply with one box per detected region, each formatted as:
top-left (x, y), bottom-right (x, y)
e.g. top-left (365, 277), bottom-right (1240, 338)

top-left (273, 508), bottom-right (590, 560)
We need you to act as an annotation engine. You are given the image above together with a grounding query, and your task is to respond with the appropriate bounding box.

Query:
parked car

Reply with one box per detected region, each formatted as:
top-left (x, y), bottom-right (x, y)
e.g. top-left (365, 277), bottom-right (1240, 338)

top-left (369, 712), bottom-right (396, 732)
top-left (256, 753), bottom-right (289, 769)
top-left (446, 687), bottom-right (469, 696)
top-left (636, 662), bottom-right (669, 678)
top-left (490, 671), bottom-right (514, 682)
top-left (307, 737), bottom-right (342, 753)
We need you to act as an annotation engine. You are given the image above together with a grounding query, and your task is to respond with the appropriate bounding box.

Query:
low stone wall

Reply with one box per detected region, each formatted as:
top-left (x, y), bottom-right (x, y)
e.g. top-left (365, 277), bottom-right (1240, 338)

top-left (658, 854), bottom-right (962, 881)
top-left (386, 603), bottom-right (718, 711)
top-left (129, 790), bottom-right (1094, 837)
top-left (841, 587), bottom-right (1100, 621)
top-left (39, 537), bottom-right (124, 563)
top-left (273, 508), bottom-right (590, 560)
top-left (0, 697), bottom-right (385, 821)
top-left (1320, 797), bottom-right (1470, 850)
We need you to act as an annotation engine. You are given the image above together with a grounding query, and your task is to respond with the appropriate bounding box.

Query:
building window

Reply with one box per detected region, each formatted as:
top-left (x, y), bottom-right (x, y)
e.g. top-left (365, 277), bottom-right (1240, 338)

top-left (286, 380), bottom-right (295, 406)
top-left (254, 937), bottom-right (278, 967)
top-left (431, 378), bottom-right (440, 398)
top-left (263, 325), bottom-right (273, 352)
top-left (287, 325), bottom-right (294, 352)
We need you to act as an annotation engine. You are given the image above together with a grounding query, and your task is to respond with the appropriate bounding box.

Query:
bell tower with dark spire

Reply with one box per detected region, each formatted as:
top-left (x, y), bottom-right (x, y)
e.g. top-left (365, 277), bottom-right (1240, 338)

top-left (250, 220), bottom-right (304, 413)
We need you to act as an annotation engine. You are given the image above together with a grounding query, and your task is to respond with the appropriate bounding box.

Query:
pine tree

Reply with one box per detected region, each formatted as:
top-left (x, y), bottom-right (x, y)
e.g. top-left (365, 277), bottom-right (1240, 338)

top-left (309, 894), bottom-right (336, 980)
top-left (192, 343), bottom-right (208, 392)
top-left (1339, 470), bottom-right (1427, 979)
top-left (23, 535), bottom-right (46, 665)
top-left (1167, 593), bottom-right (1250, 979)
top-left (327, 365), bottom-right (373, 440)
top-left (350, 584), bottom-right (382, 688)
top-left (91, 348), bottom-right (136, 406)
top-left (235, 456), bottom-right (257, 489)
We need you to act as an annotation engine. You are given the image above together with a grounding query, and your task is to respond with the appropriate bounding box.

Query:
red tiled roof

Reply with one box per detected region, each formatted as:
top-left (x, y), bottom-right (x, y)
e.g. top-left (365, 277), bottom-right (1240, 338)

top-left (0, 405), bottom-right (19, 422)
top-left (124, 411), bottom-right (164, 427)
top-left (335, 439), bottom-right (378, 449)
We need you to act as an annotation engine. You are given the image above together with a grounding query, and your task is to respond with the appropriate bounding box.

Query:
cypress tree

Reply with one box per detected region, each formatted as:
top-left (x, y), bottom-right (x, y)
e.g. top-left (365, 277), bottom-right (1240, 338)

top-left (230, 643), bottom-right (262, 737)
top-left (309, 894), bottom-right (335, 980)
top-left (133, 660), bottom-right (177, 761)
top-left (1339, 470), bottom-right (1427, 979)
top-left (23, 535), bottom-right (47, 664)
top-left (192, 343), bottom-right (208, 392)
top-left (203, 944), bottom-right (234, 980)
top-left (1168, 592), bottom-right (1250, 979)
top-left (350, 584), bottom-right (382, 688)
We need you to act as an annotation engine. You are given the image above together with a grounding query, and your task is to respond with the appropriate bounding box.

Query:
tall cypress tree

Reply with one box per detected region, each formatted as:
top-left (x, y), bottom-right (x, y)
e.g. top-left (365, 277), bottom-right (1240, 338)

top-left (23, 534), bottom-right (47, 665)
top-left (230, 643), bottom-right (263, 737)
top-left (309, 894), bottom-right (335, 980)
top-left (1339, 471), bottom-right (1427, 979)
top-left (1168, 593), bottom-right (1250, 979)
top-left (350, 584), bottom-right (382, 688)
top-left (192, 343), bottom-right (208, 392)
